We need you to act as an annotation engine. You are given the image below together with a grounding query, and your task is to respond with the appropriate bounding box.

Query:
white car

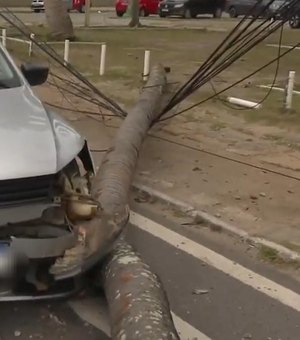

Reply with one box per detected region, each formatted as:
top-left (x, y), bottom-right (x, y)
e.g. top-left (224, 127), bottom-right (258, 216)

top-left (0, 44), bottom-right (95, 300)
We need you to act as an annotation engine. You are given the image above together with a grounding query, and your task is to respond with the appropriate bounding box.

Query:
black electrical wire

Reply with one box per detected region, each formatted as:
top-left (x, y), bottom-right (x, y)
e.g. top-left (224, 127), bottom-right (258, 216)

top-left (210, 23), bottom-right (284, 111)
top-left (0, 7), bottom-right (127, 118)
top-left (160, 0), bottom-right (297, 117)
top-left (43, 101), bottom-right (118, 117)
top-left (159, 40), bottom-right (300, 122)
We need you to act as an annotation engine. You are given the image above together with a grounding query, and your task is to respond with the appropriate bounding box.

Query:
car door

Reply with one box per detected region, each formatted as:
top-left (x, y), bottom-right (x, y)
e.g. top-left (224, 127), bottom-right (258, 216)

top-left (240, 0), bottom-right (257, 15)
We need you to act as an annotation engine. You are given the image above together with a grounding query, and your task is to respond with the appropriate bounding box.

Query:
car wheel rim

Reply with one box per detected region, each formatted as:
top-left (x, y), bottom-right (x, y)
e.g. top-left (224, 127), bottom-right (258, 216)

top-left (290, 15), bottom-right (299, 27)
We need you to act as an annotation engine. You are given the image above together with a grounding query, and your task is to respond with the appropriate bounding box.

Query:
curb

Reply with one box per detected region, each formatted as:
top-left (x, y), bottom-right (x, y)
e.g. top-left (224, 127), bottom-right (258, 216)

top-left (132, 182), bottom-right (300, 262)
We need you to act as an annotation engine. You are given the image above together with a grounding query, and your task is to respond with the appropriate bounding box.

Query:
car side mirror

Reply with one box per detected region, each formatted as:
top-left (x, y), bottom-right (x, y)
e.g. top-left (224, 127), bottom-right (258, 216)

top-left (20, 63), bottom-right (49, 86)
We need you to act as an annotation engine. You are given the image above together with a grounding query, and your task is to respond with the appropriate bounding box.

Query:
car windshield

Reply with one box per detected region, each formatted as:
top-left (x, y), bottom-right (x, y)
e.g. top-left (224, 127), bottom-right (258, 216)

top-left (0, 48), bottom-right (22, 89)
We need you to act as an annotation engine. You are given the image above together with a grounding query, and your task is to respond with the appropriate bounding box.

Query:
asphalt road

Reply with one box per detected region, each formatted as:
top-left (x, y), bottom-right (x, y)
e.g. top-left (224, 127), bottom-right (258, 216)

top-left (2, 198), bottom-right (300, 339)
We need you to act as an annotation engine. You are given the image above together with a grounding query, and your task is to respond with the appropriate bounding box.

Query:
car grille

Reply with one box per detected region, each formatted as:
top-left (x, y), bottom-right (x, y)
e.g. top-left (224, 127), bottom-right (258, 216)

top-left (0, 175), bottom-right (55, 207)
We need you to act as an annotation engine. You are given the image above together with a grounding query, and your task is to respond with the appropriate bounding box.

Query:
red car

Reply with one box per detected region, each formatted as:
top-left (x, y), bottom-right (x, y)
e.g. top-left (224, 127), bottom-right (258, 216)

top-left (72, 0), bottom-right (87, 12)
top-left (115, 0), bottom-right (161, 17)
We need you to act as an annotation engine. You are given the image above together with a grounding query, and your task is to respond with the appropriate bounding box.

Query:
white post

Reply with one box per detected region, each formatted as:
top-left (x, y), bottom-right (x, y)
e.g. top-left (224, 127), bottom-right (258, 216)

top-left (143, 50), bottom-right (150, 82)
top-left (64, 39), bottom-right (70, 66)
top-left (2, 28), bottom-right (6, 48)
top-left (99, 43), bottom-right (107, 76)
top-left (84, 0), bottom-right (91, 27)
top-left (285, 70), bottom-right (295, 110)
top-left (29, 33), bottom-right (35, 57)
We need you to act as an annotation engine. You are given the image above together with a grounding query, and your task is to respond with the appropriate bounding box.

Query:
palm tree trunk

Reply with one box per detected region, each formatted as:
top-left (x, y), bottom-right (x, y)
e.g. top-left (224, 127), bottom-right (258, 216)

top-left (129, 0), bottom-right (141, 27)
top-left (44, 0), bottom-right (75, 40)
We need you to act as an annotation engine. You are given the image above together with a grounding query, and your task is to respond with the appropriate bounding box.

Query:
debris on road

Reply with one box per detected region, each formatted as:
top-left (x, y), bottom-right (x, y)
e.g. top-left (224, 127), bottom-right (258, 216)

top-left (192, 289), bottom-right (209, 295)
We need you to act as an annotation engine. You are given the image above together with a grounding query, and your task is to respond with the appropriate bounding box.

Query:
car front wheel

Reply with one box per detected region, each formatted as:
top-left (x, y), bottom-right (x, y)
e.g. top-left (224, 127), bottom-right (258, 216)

top-left (34, 9), bottom-right (40, 13)
top-left (289, 14), bottom-right (300, 28)
top-left (183, 8), bottom-right (192, 19)
top-left (116, 11), bottom-right (124, 17)
top-left (213, 7), bottom-right (222, 18)
top-left (139, 8), bottom-right (147, 17)
top-left (229, 6), bottom-right (238, 18)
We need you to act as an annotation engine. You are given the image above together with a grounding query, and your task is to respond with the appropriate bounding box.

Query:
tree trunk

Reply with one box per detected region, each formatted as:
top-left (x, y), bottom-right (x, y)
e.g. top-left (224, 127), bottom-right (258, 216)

top-left (51, 65), bottom-right (167, 277)
top-left (129, 0), bottom-right (141, 27)
top-left (44, 0), bottom-right (75, 40)
top-left (102, 238), bottom-right (180, 340)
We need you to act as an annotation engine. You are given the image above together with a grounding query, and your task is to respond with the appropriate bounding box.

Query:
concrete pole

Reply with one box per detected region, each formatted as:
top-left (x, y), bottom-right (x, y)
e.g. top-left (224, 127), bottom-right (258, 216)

top-left (285, 71), bottom-right (295, 110)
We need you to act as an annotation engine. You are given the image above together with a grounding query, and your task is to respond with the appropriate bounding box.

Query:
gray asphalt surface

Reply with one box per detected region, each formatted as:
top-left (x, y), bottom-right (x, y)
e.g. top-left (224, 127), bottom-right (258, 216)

top-left (128, 202), bottom-right (300, 340)
top-left (0, 199), bottom-right (300, 339)
top-left (0, 299), bottom-right (110, 340)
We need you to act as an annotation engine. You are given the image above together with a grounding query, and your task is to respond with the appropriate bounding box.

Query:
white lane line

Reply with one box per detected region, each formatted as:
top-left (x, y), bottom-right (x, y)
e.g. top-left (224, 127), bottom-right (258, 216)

top-left (130, 212), bottom-right (300, 313)
top-left (266, 43), bottom-right (300, 50)
top-left (172, 313), bottom-right (211, 340)
top-left (69, 297), bottom-right (211, 339)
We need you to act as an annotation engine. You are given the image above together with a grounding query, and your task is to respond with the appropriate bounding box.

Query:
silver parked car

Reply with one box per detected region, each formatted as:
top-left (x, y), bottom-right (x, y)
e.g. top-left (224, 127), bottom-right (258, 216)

top-left (0, 45), bottom-right (95, 299)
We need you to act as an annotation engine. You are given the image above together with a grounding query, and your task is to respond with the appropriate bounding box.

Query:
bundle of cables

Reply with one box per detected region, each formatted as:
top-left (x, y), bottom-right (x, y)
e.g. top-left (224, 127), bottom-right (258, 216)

top-left (158, 0), bottom-right (300, 121)
top-left (1, 1), bottom-right (300, 122)
top-left (0, 7), bottom-right (127, 119)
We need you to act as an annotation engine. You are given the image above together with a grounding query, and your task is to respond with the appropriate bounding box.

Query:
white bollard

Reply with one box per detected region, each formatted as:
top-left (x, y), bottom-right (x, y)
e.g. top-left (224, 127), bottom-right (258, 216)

top-left (143, 50), bottom-right (150, 82)
top-left (64, 39), bottom-right (70, 66)
top-left (99, 43), bottom-right (107, 76)
top-left (285, 70), bottom-right (295, 110)
top-left (2, 28), bottom-right (6, 48)
top-left (29, 33), bottom-right (35, 57)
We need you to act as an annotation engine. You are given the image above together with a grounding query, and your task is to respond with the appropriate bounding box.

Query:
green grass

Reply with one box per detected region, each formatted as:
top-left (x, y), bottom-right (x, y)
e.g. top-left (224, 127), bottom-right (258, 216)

top-left (7, 25), bottom-right (300, 130)
top-left (259, 245), bottom-right (300, 270)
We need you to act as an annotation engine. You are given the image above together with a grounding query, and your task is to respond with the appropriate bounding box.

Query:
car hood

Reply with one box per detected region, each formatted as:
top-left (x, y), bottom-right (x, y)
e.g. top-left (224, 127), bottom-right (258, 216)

top-left (0, 85), bottom-right (84, 180)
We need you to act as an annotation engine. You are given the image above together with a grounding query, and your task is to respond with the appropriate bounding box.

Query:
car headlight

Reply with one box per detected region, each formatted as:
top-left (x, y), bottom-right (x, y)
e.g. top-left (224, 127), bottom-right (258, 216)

top-left (174, 3), bottom-right (184, 8)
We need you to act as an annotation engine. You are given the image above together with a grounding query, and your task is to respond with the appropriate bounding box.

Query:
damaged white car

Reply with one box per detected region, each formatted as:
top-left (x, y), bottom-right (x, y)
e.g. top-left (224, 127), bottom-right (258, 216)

top-left (0, 44), bottom-right (95, 300)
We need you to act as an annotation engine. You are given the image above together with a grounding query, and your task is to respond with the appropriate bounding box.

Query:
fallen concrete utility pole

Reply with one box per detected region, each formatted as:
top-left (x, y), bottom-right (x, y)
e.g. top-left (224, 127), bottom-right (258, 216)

top-left (102, 238), bottom-right (180, 340)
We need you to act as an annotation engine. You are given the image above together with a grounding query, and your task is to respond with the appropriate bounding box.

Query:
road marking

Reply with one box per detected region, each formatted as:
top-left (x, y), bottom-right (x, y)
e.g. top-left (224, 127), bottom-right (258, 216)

top-left (130, 212), bottom-right (300, 313)
top-left (267, 43), bottom-right (300, 50)
top-left (69, 296), bottom-right (211, 339)
top-left (172, 313), bottom-right (211, 340)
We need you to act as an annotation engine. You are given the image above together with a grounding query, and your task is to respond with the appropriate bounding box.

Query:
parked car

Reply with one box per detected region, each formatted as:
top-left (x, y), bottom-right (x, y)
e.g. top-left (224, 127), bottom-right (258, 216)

top-left (158, 0), bottom-right (226, 18)
top-left (287, 0), bottom-right (300, 28)
top-left (115, 0), bottom-right (161, 17)
top-left (226, 0), bottom-right (272, 18)
top-left (0, 45), bottom-right (95, 299)
top-left (31, 0), bottom-right (87, 13)
top-left (31, 0), bottom-right (44, 12)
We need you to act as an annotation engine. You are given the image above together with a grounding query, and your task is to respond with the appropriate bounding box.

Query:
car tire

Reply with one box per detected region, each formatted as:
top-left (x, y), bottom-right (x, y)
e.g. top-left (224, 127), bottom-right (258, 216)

top-left (213, 7), bottom-right (222, 18)
top-left (116, 11), bottom-right (124, 17)
top-left (139, 8), bottom-right (146, 17)
top-left (184, 8), bottom-right (192, 19)
top-left (159, 12), bottom-right (167, 17)
top-left (229, 6), bottom-right (238, 18)
top-left (289, 14), bottom-right (300, 28)
top-left (79, 6), bottom-right (85, 13)
top-left (34, 9), bottom-right (40, 13)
